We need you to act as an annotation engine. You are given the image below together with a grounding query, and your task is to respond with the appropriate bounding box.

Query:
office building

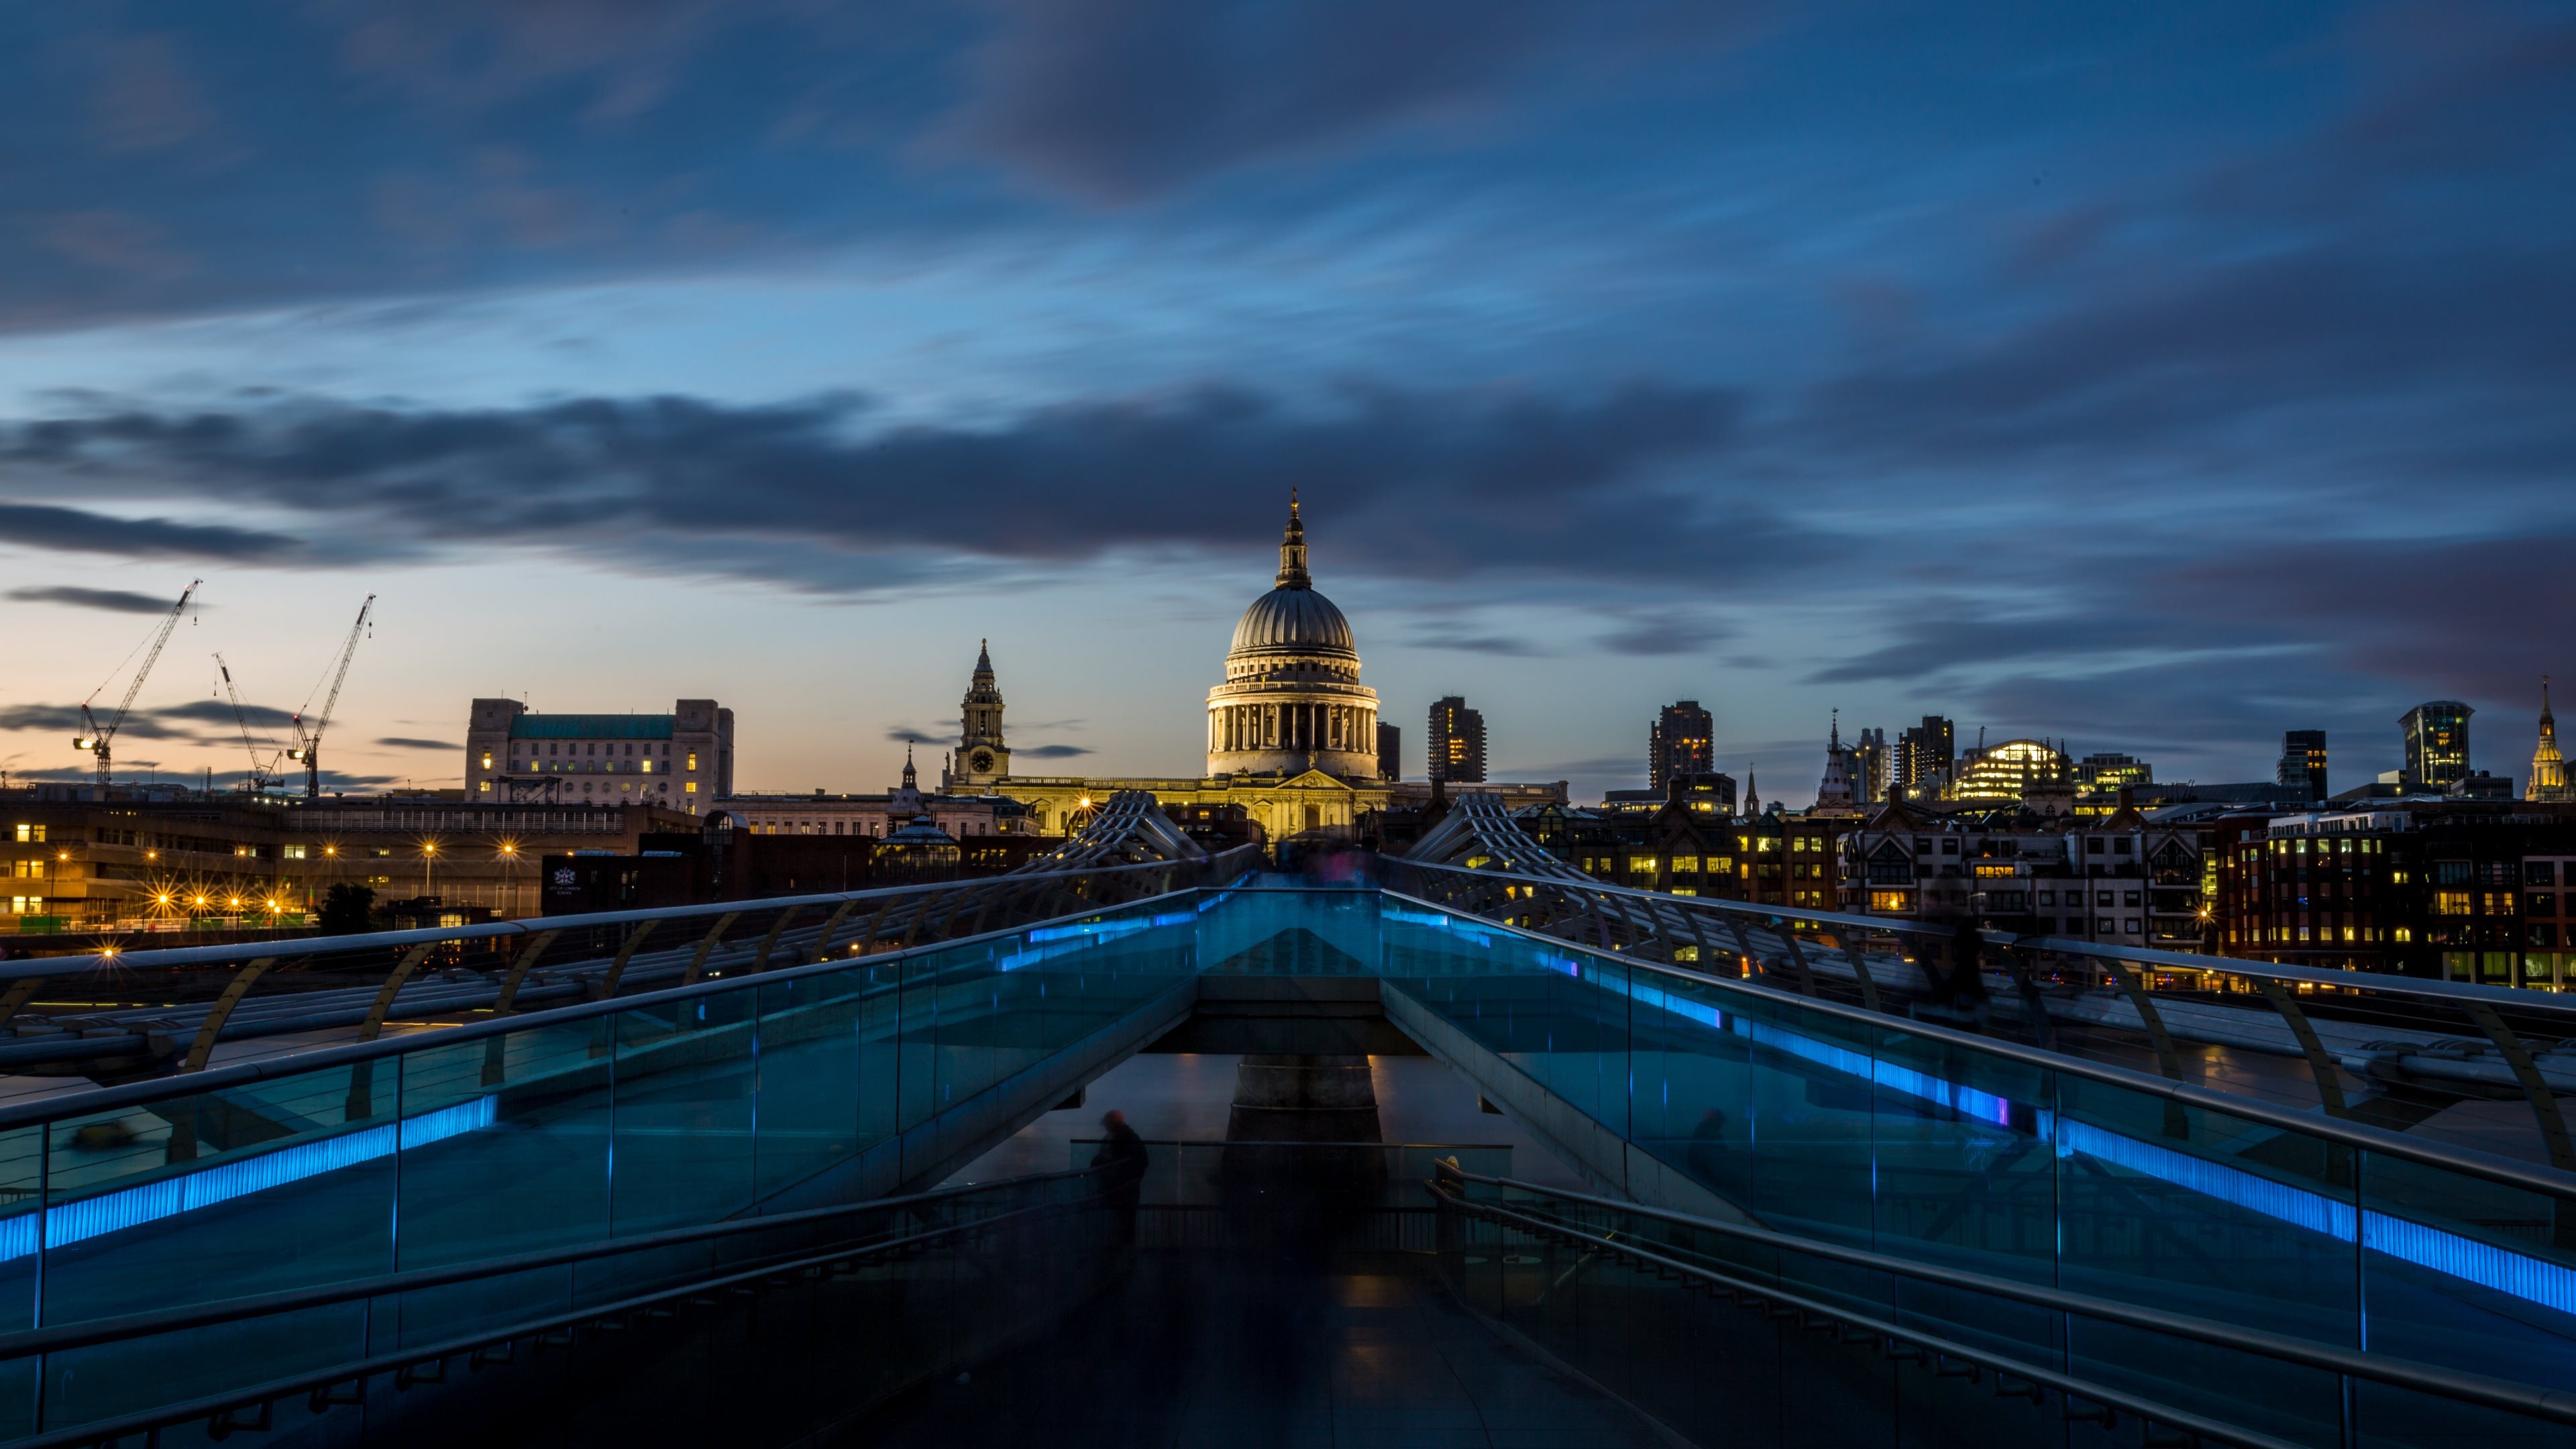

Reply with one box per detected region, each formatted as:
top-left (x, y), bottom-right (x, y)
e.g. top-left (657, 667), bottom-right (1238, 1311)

top-left (2211, 800), bottom-right (2576, 987)
top-left (1429, 696), bottom-right (1488, 784)
top-left (2402, 701), bottom-right (2473, 790)
top-left (1951, 739), bottom-right (2071, 802)
top-left (1649, 701), bottom-right (1715, 790)
top-left (1377, 722), bottom-right (1401, 782)
top-left (2278, 730), bottom-right (2329, 804)
top-left (466, 698), bottom-right (734, 805)
top-left (2074, 753), bottom-right (2153, 792)
top-left (1894, 716), bottom-right (1954, 798)
top-left (1851, 727), bottom-right (1888, 805)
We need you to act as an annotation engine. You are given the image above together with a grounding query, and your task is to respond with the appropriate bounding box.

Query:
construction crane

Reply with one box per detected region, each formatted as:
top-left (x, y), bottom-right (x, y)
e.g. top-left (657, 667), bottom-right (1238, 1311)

top-left (73, 580), bottom-right (200, 789)
top-left (213, 653), bottom-right (284, 796)
top-left (287, 594), bottom-right (374, 799)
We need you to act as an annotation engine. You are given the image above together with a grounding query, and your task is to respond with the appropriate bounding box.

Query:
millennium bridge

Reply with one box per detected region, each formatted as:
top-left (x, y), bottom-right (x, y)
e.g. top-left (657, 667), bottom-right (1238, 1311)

top-left (0, 793), bottom-right (2567, 1447)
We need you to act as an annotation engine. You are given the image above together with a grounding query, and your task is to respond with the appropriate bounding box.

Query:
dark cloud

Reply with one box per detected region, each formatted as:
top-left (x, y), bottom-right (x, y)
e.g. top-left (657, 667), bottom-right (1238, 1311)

top-left (0, 382), bottom-right (1753, 588)
top-left (885, 727), bottom-right (944, 743)
top-left (4, 584), bottom-right (189, 614)
top-left (376, 736), bottom-right (460, 750)
top-left (943, 0), bottom-right (1764, 200)
top-left (155, 699), bottom-right (298, 731)
top-left (1016, 743), bottom-right (1093, 759)
top-left (0, 501), bottom-right (303, 561)
top-left (0, 703), bottom-right (191, 739)
top-left (1597, 616), bottom-right (1725, 657)
top-left (1404, 625), bottom-right (1544, 657)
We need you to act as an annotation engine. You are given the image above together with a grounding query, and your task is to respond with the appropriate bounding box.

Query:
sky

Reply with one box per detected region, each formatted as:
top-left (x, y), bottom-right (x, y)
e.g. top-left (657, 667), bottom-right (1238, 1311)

top-left (0, 0), bottom-right (2569, 804)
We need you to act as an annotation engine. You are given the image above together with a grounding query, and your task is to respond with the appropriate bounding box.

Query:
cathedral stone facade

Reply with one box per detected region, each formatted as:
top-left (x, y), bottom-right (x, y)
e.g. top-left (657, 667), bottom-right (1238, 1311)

top-left (943, 498), bottom-right (1560, 845)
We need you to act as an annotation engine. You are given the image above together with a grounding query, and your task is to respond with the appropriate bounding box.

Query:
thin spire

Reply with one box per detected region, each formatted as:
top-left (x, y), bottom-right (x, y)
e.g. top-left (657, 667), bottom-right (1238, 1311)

top-left (1276, 490), bottom-right (1311, 589)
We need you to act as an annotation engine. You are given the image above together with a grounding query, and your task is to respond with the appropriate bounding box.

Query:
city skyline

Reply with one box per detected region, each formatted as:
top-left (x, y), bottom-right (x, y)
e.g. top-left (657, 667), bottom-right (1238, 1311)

top-left (1, 3), bottom-right (2570, 802)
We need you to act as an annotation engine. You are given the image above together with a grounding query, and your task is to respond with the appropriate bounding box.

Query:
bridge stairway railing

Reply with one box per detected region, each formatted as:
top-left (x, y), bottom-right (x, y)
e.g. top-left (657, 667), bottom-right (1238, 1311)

top-left (1382, 856), bottom-right (2576, 1173)
top-left (0, 845), bottom-right (1254, 1078)
top-left (0, 883), bottom-right (1223, 1442)
top-left (1426, 1161), bottom-right (2576, 1449)
top-left (0, 1168), bottom-right (1116, 1449)
top-left (1365, 882), bottom-right (2576, 1425)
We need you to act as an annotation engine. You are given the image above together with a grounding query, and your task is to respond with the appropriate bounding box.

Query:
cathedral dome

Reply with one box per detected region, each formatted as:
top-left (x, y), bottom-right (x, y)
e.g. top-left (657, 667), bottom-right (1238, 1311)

top-left (1231, 586), bottom-right (1356, 659)
top-left (1224, 492), bottom-right (1357, 663)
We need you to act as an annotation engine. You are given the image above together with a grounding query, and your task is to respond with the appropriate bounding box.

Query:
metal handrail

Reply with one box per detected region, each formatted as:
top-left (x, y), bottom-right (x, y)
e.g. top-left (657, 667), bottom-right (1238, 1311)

top-left (1428, 1162), bottom-right (2576, 1424)
top-left (0, 1167), bottom-right (1098, 1361)
top-left (1390, 857), bottom-right (2574, 1016)
top-left (7, 1173), bottom-right (1114, 1449)
top-left (32, 849), bottom-right (1251, 979)
top-left (0, 880), bottom-right (1219, 1135)
top-left (1429, 1181), bottom-right (2306, 1449)
top-left (1377, 886), bottom-right (2576, 1199)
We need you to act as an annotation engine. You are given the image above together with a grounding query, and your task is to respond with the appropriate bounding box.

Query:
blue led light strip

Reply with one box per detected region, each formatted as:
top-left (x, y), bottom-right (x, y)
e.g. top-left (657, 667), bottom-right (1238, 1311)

top-left (1383, 911), bottom-right (2576, 1322)
top-left (0, 1095), bottom-right (496, 1263)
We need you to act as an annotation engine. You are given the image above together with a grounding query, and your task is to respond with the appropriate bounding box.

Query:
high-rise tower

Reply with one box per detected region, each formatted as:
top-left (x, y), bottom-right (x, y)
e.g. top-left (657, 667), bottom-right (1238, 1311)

top-left (2277, 729), bottom-right (2328, 804)
top-left (1650, 701), bottom-right (1714, 789)
top-left (955, 639), bottom-right (1010, 786)
top-left (1428, 696), bottom-right (1488, 784)
top-left (2402, 701), bottom-right (2473, 790)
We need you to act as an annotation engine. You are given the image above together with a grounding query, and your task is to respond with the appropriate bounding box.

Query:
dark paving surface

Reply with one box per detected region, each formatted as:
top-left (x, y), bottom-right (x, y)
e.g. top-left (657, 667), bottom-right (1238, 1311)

top-left (849, 1250), bottom-right (1668, 1449)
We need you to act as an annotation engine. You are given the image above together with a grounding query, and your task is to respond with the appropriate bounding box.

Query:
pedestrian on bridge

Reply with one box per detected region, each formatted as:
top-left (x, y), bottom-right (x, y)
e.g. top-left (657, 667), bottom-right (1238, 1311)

top-left (1092, 1109), bottom-right (1149, 1244)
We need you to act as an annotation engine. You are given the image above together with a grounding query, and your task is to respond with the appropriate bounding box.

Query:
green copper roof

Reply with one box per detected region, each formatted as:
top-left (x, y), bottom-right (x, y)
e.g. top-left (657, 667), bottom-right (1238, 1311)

top-left (507, 714), bottom-right (675, 741)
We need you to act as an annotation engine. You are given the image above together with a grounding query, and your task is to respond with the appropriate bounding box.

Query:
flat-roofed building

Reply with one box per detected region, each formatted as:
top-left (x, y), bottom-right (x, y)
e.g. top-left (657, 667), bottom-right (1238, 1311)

top-left (466, 698), bottom-right (734, 805)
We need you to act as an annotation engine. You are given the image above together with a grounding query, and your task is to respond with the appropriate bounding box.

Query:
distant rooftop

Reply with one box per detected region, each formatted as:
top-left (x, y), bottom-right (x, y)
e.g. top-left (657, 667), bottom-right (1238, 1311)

top-left (506, 714), bottom-right (676, 741)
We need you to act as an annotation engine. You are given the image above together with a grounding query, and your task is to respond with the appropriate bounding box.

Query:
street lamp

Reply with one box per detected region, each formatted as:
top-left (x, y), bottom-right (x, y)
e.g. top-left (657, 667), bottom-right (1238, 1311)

top-left (422, 841), bottom-right (439, 899)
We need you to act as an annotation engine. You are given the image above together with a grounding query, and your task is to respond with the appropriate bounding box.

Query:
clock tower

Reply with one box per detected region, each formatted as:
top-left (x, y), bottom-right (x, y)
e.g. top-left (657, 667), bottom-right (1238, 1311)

top-left (955, 639), bottom-right (1010, 786)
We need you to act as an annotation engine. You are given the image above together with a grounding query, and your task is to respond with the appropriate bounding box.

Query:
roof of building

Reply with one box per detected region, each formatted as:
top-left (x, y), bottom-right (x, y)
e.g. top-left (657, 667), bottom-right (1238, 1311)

top-left (506, 714), bottom-right (677, 741)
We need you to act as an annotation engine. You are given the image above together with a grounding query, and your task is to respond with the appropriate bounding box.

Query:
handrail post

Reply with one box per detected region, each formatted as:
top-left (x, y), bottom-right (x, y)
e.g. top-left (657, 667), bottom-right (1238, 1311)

top-left (2461, 1003), bottom-right (2576, 1173)
top-left (0, 977), bottom-right (48, 1034)
top-left (1835, 933), bottom-right (1883, 1015)
top-left (2104, 959), bottom-right (2184, 1083)
top-left (810, 899), bottom-right (861, 959)
top-left (589, 920), bottom-right (656, 1001)
top-left (180, 956), bottom-right (280, 1074)
top-left (2250, 976), bottom-right (2349, 1118)
top-left (1771, 918), bottom-right (1821, 997)
top-left (679, 912), bottom-right (742, 987)
top-left (750, 906), bottom-right (804, 973)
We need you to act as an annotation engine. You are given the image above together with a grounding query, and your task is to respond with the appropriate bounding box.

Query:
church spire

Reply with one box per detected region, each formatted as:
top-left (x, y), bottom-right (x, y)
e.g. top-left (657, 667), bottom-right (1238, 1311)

top-left (902, 743), bottom-right (917, 790)
top-left (973, 637), bottom-right (994, 686)
top-left (1275, 488), bottom-right (1311, 589)
top-left (2532, 675), bottom-right (2569, 802)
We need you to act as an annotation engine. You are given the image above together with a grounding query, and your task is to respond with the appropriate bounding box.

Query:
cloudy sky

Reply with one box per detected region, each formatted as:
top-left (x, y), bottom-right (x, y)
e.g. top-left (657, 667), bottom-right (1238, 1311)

top-left (0, 1), bottom-right (2567, 802)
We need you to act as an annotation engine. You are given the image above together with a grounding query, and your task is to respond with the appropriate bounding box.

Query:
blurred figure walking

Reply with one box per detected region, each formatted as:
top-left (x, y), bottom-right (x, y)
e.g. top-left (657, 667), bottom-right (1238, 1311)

top-left (1092, 1109), bottom-right (1149, 1245)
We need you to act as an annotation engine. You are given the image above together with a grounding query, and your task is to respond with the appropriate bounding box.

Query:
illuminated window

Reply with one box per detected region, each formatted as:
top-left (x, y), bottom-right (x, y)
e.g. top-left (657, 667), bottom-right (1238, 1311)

top-left (686, 782), bottom-right (698, 794)
top-left (1869, 890), bottom-right (1911, 912)
top-left (2434, 892), bottom-right (2473, 916)
top-left (283, 845), bottom-right (306, 860)
top-left (478, 781), bottom-right (492, 793)
top-left (641, 759), bottom-right (652, 773)
top-left (688, 752), bottom-right (699, 771)
top-left (1673, 855), bottom-right (1699, 874)
top-left (12, 825), bottom-right (41, 844)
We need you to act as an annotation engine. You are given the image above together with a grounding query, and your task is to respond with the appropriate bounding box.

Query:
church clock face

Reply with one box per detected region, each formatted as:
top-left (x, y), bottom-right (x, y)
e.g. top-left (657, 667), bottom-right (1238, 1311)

top-left (971, 749), bottom-right (994, 773)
